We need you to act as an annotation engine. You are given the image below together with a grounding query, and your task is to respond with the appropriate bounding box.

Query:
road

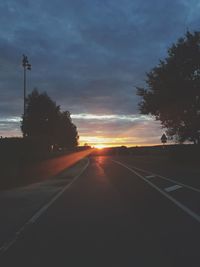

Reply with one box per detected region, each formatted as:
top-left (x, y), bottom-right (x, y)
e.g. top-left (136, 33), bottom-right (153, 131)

top-left (0, 156), bottom-right (200, 266)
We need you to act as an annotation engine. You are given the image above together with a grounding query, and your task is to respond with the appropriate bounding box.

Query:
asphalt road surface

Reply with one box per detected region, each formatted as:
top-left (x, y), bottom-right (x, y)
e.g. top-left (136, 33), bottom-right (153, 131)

top-left (0, 156), bottom-right (200, 267)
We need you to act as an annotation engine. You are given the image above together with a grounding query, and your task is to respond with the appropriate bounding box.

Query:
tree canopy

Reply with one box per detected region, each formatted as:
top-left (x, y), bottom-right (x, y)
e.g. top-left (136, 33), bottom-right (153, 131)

top-left (21, 89), bottom-right (79, 149)
top-left (137, 31), bottom-right (200, 144)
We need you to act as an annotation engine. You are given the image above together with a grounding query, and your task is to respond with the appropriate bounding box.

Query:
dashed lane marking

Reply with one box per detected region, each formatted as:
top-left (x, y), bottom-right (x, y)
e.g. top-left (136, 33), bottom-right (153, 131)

top-left (165, 184), bottom-right (182, 193)
top-left (112, 159), bottom-right (200, 224)
top-left (120, 163), bottom-right (200, 194)
top-left (145, 175), bottom-right (156, 179)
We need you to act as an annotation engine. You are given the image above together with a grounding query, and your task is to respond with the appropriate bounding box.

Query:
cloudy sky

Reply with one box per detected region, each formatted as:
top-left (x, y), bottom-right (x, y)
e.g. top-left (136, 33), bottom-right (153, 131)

top-left (0, 0), bottom-right (200, 146)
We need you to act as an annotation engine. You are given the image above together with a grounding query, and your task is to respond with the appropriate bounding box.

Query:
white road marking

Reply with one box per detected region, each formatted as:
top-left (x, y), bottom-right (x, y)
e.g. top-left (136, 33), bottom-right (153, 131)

top-left (122, 163), bottom-right (200, 194)
top-left (145, 175), bottom-right (156, 179)
top-left (157, 174), bottom-right (200, 193)
top-left (0, 158), bottom-right (90, 254)
top-left (165, 184), bottom-right (182, 193)
top-left (112, 160), bottom-right (200, 224)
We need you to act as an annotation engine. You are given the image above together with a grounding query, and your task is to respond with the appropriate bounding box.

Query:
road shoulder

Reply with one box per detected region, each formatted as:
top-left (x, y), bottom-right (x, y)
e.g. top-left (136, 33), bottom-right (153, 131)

top-left (0, 157), bottom-right (89, 252)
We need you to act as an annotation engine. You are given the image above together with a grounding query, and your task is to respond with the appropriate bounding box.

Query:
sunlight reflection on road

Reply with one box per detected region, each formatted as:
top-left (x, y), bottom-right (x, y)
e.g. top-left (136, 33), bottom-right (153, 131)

top-left (22, 149), bottom-right (93, 181)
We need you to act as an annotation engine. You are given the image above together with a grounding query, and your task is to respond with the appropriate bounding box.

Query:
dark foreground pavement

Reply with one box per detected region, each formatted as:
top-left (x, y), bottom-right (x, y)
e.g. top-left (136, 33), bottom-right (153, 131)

top-left (0, 156), bottom-right (199, 267)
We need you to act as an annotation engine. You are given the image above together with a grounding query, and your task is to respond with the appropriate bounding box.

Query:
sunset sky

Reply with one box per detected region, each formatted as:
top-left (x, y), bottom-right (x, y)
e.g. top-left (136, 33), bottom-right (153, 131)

top-left (0, 0), bottom-right (200, 147)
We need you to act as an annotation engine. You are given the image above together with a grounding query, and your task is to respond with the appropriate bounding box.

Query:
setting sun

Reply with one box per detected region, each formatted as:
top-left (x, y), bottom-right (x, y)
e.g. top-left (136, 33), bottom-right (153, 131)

top-left (94, 144), bottom-right (106, 150)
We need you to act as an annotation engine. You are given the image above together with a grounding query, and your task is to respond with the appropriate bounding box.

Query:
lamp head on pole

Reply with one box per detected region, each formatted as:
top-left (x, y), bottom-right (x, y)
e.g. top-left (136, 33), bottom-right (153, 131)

top-left (22, 54), bottom-right (31, 70)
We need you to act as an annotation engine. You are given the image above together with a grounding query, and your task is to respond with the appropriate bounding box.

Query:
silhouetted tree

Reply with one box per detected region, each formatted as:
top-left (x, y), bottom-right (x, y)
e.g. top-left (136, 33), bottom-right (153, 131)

top-left (137, 31), bottom-right (200, 144)
top-left (21, 89), bottom-right (79, 149)
top-left (56, 111), bottom-right (79, 148)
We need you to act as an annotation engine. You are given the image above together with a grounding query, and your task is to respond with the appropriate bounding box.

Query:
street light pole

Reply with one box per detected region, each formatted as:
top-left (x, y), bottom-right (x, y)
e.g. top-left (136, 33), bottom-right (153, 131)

top-left (23, 62), bottom-right (26, 118)
top-left (22, 54), bottom-right (31, 121)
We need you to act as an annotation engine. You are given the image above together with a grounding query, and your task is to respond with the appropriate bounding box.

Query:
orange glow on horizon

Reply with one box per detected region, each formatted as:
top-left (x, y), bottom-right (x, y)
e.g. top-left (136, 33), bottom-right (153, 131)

top-left (80, 140), bottom-right (161, 148)
top-left (79, 132), bottom-right (163, 148)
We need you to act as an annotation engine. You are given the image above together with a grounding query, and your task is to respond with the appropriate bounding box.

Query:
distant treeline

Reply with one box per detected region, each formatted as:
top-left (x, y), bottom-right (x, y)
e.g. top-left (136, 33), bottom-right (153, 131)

top-left (0, 138), bottom-right (199, 190)
top-left (92, 144), bottom-right (200, 163)
top-left (1, 138), bottom-right (199, 162)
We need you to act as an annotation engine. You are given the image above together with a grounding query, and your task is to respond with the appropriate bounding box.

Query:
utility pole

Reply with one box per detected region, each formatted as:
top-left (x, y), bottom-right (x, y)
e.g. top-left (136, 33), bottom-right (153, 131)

top-left (22, 54), bottom-right (31, 120)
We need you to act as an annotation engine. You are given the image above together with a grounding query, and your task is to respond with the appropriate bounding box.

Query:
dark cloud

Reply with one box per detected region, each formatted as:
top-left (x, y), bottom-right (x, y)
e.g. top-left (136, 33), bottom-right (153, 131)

top-left (0, 0), bottom-right (200, 143)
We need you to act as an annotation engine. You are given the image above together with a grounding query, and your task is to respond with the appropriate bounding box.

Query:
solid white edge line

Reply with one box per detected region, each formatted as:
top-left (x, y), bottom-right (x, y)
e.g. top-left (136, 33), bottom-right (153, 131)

top-left (0, 158), bottom-right (90, 254)
top-left (30, 158), bottom-right (89, 223)
top-left (122, 162), bottom-right (200, 194)
top-left (112, 159), bottom-right (200, 224)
